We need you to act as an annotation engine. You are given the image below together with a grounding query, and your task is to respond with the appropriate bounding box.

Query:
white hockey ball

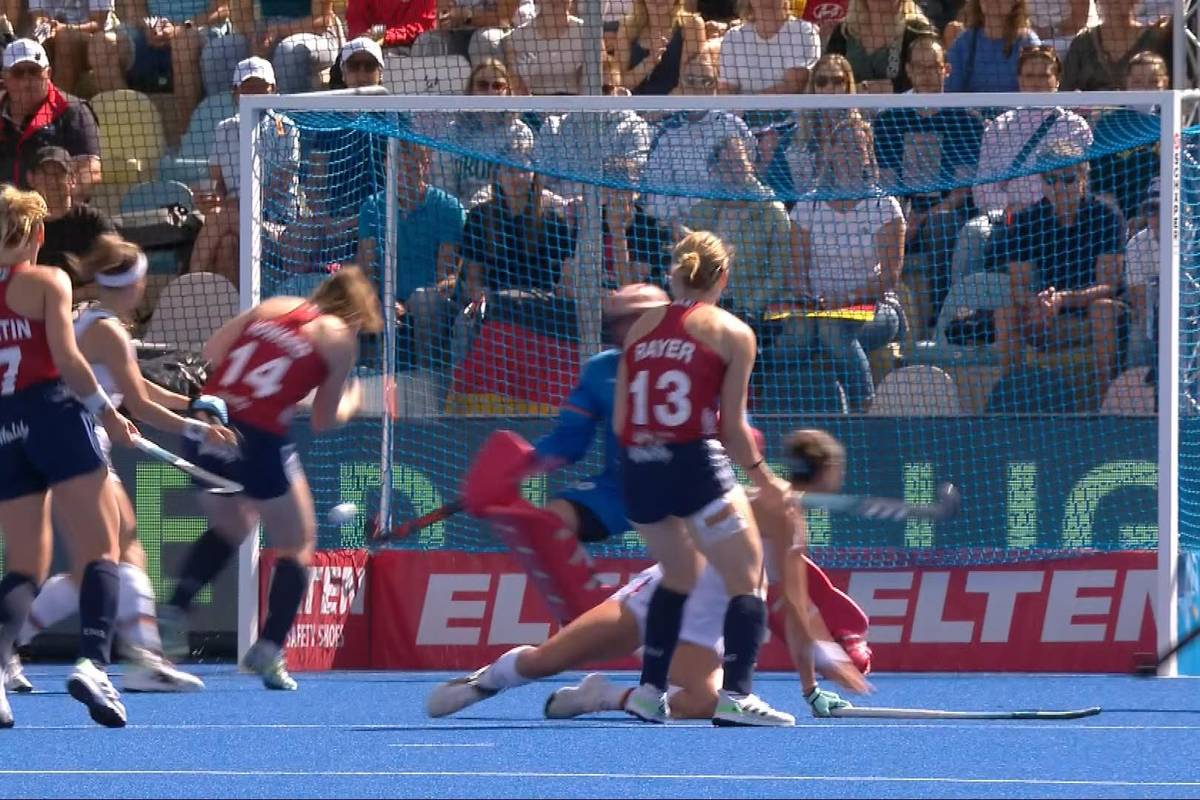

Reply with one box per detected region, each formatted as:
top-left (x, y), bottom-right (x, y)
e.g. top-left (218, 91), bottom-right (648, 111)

top-left (328, 502), bottom-right (358, 525)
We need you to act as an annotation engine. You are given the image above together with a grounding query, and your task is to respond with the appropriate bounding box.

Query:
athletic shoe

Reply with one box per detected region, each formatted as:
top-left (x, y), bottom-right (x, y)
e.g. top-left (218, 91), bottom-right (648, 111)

top-left (712, 690), bottom-right (795, 727)
top-left (544, 672), bottom-right (619, 719)
top-left (0, 679), bottom-right (11, 728)
top-left (623, 683), bottom-right (669, 724)
top-left (4, 655), bottom-right (33, 694)
top-left (66, 658), bottom-right (127, 728)
top-left (241, 640), bottom-right (297, 691)
top-left (426, 667), bottom-right (497, 718)
top-left (157, 605), bottom-right (190, 662)
top-left (836, 633), bottom-right (873, 675)
top-left (122, 648), bottom-right (205, 693)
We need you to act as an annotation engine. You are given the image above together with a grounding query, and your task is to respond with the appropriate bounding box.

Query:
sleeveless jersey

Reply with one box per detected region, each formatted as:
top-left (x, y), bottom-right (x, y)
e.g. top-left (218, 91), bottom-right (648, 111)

top-left (0, 264), bottom-right (59, 395)
top-left (204, 303), bottom-right (329, 435)
top-left (619, 301), bottom-right (725, 446)
top-left (74, 307), bottom-right (126, 407)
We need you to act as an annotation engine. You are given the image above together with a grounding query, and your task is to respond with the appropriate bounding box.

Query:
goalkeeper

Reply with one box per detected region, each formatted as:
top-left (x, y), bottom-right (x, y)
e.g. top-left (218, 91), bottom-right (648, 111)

top-left (429, 427), bottom-right (868, 720)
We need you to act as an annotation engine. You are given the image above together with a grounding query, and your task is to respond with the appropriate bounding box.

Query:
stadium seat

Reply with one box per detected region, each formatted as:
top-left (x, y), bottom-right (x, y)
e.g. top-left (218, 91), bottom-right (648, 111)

top-left (120, 180), bottom-right (195, 214)
top-left (91, 90), bottom-right (167, 185)
top-left (383, 55), bottom-right (471, 95)
top-left (139, 272), bottom-right (239, 350)
top-left (909, 271), bottom-right (1012, 368)
top-left (867, 365), bottom-right (962, 416)
top-left (1101, 367), bottom-right (1155, 415)
top-left (157, 92), bottom-right (237, 186)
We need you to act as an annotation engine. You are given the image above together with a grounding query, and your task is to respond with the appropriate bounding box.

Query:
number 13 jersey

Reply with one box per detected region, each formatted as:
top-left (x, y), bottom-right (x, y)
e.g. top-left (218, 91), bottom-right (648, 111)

top-left (619, 301), bottom-right (725, 446)
top-left (205, 302), bottom-right (329, 434)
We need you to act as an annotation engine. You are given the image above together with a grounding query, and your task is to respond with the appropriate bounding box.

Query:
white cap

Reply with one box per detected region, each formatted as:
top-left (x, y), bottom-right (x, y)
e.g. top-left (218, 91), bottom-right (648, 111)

top-left (3, 39), bottom-right (48, 70)
top-left (339, 36), bottom-right (384, 68)
top-left (232, 56), bottom-right (275, 88)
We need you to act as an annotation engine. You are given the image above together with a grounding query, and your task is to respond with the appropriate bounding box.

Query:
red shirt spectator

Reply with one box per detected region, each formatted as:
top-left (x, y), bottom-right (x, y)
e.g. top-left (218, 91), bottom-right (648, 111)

top-left (346, 0), bottom-right (436, 48)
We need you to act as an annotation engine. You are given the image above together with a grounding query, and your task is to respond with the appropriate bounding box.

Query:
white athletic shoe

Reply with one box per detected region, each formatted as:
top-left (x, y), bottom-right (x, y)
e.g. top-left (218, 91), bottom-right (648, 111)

top-left (4, 655), bottom-right (33, 694)
top-left (544, 673), bottom-right (618, 719)
top-left (712, 690), bottom-right (795, 727)
top-left (122, 649), bottom-right (205, 693)
top-left (66, 658), bottom-right (127, 728)
top-left (0, 677), bottom-right (11, 728)
top-left (426, 667), bottom-right (498, 718)
top-left (241, 640), bottom-right (297, 691)
top-left (623, 683), bottom-right (669, 724)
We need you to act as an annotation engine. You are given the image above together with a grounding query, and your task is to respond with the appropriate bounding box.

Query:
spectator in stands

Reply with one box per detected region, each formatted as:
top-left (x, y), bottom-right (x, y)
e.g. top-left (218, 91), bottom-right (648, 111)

top-left (718, 0), bottom-right (820, 94)
top-left (204, 0), bottom-right (342, 95)
top-left (1026, 0), bottom-right (1093, 57)
top-left (642, 43), bottom-right (755, 223)
top-left (1123, 177), bottom-right (1157, 366)
top-left (944, 0), bottom-right (1039, 93)
top-left (615, 0), bottom-right (703, 95)
top-left (24, 0), bottom-right (116, 95)
top-left (433, 59), bottom-right (535, 207)
top-left (1060, 0), bottom-right (1171, 91)
top-left (592, 153), bottom-right (671, 288)
top-left (460, 135), bottom-right (575, 298)
top-left (190, 56), bottom-right (299, 287)
top-left (27, 145), bottom-right (115, 277)
top-left (686, 134), bottom-right (790, 315)
top-left (504, 0), bottom-right (589, 95)
top-left (1089, 50), bottom-right (1166, 226)
top-left (359, 140), bottom-right (466, 370)
top-left (345, 0), bottom-right (435, 52)
top-left (874, 34), bottom-right (983, 325)
top-left (825, 0), bottom-right (936, 94)
top-left (988, 142), bottom-right (1124, 402)
top-left (88, 0), bottom-right (233, 142)
top-left (790, 117), bottom-right (905, 412)
top-left (0, 39), bottom-right (101, 193)
top-left (410, 0), bottom-right (529, 64)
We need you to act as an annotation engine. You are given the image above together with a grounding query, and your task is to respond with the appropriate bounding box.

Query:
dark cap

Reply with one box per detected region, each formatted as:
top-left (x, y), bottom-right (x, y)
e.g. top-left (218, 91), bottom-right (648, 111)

top-left (32, 146), bottom-right (71, 171)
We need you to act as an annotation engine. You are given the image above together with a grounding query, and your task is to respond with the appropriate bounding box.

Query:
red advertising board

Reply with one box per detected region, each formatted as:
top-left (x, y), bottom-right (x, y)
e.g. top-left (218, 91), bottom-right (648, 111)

top-left (265, 549), bottom-right (1157, 673)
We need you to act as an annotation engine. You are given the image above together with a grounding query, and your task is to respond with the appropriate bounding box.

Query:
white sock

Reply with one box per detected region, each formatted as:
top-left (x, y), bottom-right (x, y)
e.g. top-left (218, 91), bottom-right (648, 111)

top-left (116, 563), bottom-right (161, 654)
top-left (18, 574), bottom-right (78, 646)
top-left (477, 645), bottom-right (534, 691)
top-left (597, 679), bottom-right (632, 711)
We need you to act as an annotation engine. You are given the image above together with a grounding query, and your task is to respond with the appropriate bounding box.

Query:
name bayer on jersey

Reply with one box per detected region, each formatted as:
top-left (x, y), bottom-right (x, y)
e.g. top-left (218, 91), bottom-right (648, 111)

top-left (632, 337), bottom-right (697, 364)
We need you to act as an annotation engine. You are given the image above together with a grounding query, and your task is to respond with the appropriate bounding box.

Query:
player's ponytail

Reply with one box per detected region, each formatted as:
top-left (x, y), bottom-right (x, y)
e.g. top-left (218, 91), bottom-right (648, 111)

top-left (0, 185), bottom-right (48, 265)
top-left (671, 230), bottom-right (729, 292)
top-left (65, 234), bottom-right (143, 287)
top-left (784, 429), bottom-right (846, 490)
top-left (310, 265), bottom-right (384, 334)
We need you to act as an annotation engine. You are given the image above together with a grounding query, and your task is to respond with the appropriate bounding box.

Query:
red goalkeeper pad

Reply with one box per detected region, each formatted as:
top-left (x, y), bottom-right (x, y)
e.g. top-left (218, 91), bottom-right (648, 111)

top-left (461, 430), bottom-right (536, 517)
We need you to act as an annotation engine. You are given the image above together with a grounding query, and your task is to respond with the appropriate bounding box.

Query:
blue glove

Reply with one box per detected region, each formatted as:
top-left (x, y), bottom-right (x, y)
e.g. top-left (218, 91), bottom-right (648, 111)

top-left (189, 394), bottom-right (229, 425)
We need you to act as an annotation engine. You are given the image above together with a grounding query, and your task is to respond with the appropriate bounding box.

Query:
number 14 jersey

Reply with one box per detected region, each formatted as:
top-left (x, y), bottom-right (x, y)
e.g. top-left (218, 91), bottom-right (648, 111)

top-left (619, 301), bottom-right (725, 446)
top-left (205, 302), bottom-right (329, 434)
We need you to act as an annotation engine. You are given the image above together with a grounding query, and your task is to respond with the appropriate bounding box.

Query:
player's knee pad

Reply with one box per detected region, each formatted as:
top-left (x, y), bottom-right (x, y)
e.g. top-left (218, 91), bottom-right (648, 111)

top-left (686, 488), bottom-right (751, 547)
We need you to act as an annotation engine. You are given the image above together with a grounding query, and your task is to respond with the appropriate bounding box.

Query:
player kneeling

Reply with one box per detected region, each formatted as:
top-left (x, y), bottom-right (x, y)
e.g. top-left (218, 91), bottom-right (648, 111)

top-left (426, 430), bottom-right (867, 722)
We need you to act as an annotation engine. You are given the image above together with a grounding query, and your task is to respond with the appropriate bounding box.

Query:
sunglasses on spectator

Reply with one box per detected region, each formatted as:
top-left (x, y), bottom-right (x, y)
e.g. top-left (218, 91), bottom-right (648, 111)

top-left (812, 73), bottom-right (846, 88)
top-left (683, 74), bottom-right (717, 89)
top-left (344, 58), bottom-right (380, 72)
top-left (1042, 172), bottom-right (1078, 186)
top-left (474, 79), bottom-right (508, 91)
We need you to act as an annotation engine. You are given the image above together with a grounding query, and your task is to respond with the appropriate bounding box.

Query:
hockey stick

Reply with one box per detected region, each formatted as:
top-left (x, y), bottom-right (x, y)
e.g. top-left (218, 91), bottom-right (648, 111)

top-left (1133, 623), bottom-right (1200, 676)
top-left (799, 483), bottom-right (961, 522)
top-left (369, 497), bottom-right (464, 544)
top-left (830, 705), bottom-right (1101, 720)
top-left (132, 436), bottom-right (243, 495)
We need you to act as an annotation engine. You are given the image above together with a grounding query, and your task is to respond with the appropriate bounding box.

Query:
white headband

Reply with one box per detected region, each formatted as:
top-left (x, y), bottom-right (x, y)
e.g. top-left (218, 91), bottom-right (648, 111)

top-left (95, 253), bottom-right (148, 289)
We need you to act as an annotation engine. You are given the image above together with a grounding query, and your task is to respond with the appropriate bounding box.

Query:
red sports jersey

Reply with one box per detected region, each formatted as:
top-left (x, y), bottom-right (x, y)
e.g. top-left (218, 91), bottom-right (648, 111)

top-left (619, 302), bottom-right (726, 446)
top-left (206, 303), bottom-right (329, 434)
top-left (0, 264), bottom-right (59, 395)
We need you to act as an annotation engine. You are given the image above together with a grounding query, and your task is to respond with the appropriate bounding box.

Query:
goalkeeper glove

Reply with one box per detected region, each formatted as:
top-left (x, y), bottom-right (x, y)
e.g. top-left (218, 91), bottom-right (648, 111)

top-left (189, 394), bottom-right (229, 425)
top-left (804, 685), bottom-right (852, 718)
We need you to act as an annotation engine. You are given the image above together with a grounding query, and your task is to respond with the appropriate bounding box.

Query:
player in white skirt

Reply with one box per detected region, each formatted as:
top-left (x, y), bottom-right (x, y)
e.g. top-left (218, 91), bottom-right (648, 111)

top-left (4, 237), bottom-right (237, 694)
top-left (427, 429), bottom-right (865, 721)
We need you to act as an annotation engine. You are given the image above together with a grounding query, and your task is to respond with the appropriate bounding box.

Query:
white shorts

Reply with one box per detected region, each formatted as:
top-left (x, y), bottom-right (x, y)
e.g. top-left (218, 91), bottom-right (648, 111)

top-left (613, 563), bottom-right (756, 657)
top-left (93, 426), bottom-right (120, 483)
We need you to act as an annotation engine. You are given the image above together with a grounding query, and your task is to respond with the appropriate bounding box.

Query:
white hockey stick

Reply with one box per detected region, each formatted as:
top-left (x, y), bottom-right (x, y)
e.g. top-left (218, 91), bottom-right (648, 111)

top-left (132, 436), bottom-right (243, 495)
top-left (798, 483), bottom-right (961, 522)
top-left (830, 705), bottom-right (1101, 720)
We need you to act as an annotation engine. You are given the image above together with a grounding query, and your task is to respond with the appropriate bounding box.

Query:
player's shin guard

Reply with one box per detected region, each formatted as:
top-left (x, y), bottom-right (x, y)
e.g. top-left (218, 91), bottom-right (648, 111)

top-left (260, 557), bottom-right (308, 648)
top-left (117, 563), bottom-right (162, 655)
top-left (0, 573), bottom-right (36, 662)
top-left (483, 499), bottom-right (608, 625)
top-left (78, 560), bottom-right (119, 666)
top-left (169, 528), bottom-right (236, 612)
top-left (722, 594), bottom-right (766, 696)
top-left (641, 585), bottom-right (688, 691)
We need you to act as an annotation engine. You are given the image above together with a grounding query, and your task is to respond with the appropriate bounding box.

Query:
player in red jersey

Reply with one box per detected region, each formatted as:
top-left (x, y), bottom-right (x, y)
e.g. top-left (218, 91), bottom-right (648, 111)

top-left (158, 266), bottom-right (383, 690)
top-left (613, 231), bottom-right (866, 727)
top-left (0, 186), bottom-right (140, 728)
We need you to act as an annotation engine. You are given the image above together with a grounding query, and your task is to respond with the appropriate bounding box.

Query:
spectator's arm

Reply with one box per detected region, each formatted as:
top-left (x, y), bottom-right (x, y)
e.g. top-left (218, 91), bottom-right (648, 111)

top-left (871, 213), bottom-right (905, 296)
top-left (230, 0), bottom-right (257, 44)
top-left (1061, 252), bottom-right (1122, 309)
top-left (1009, 260), bottom-right (1036, 310)
top-left (621, 21), bottom-right (666, 91)
top-left (74, 156), bottom-right (101, 193)
top-left (435, 242), bottom-right (459, 294)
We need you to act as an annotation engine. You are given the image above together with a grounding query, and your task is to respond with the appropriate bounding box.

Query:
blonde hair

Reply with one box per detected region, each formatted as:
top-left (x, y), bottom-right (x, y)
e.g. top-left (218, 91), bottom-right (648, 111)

top-left (963, 0), bottom-right (1030, 56)
top-left (467, 59), bottom-right (511, 94)
top-left (819, 116), bottom-right (879, 186)
top-left (310, 266), bottom-right (384, 334)
top-left (672, 231), bottom-right (729, 291)
top-left (0, 185), bottom-right (48, 265)
top-left (66, 234), bottom-right (142, 285)
top-left (624, 0), bottom-right (693, 48)
top-left (844, 0), bottom-right (928, 39)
